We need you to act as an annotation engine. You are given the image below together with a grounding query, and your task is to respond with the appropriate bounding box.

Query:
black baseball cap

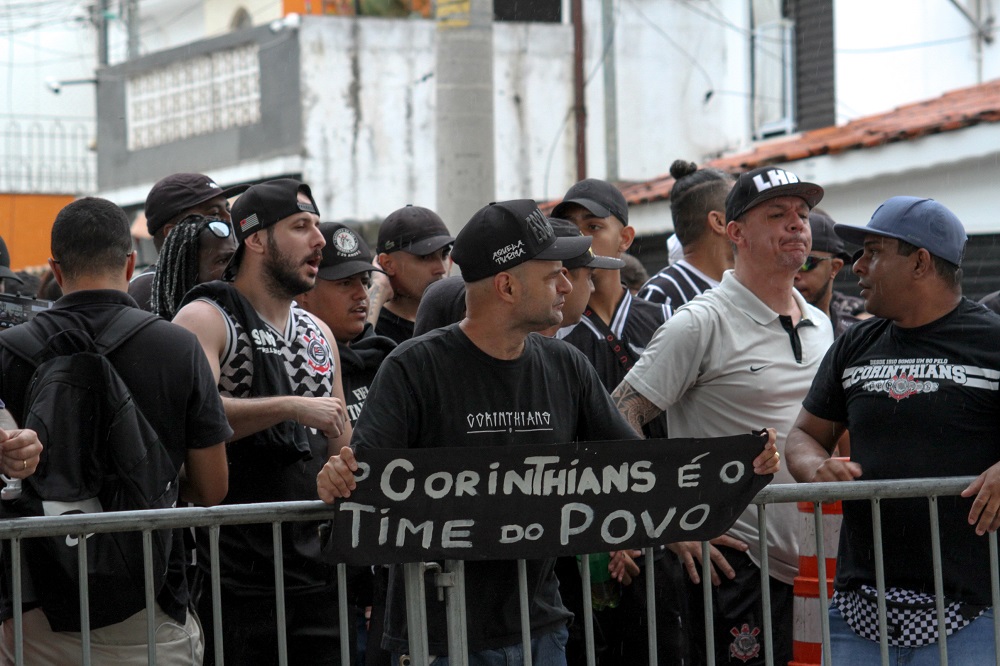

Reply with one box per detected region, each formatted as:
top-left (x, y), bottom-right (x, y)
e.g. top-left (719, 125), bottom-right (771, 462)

top-left (317, 222), bottom-right (385, 281)
top-left (548, 218), bottom-right (626, 270)
top-left (224, 178), bottom-right (320, 279)
top-left (725, 166), bottom-right (824, 222)
top-left (377, 205), bottom-right (454, 255)
top-left (0, 236), bottom-right (22, 284)
top-left (451, 200), bottom-right (592, 283)
top-left (552, 179), bottom-right (629, 226)
top-left (835, 196), bottom-right (967, 267)
top-left (808, 210), bottom-right (851, 261)
top-left (144, 173), bottom-right (248, 235)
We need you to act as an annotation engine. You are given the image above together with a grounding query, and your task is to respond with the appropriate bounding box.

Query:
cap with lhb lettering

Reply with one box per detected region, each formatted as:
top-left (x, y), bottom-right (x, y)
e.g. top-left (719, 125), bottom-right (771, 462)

top-left (224, 178), bottom-right (320, 279)
top-left (144, 172), bottom-right (248, 236)
top-left (725, 166), bottom-right (824, 222)
top-left (451, 200), bottom-right (591, 282)
top-left (552, 179), bottom-right (630, 226)
top-left (317, 222), bottom-right (385, 281)
top-left (377, 205), bottom-right (454, 256)
top-left (835, 196), bottom-right (967, 267)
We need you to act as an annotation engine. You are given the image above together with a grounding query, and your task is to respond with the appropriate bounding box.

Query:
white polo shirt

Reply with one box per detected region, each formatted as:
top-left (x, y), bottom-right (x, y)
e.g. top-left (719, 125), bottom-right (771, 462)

top-left (625, 270), bottom-right (833, 584)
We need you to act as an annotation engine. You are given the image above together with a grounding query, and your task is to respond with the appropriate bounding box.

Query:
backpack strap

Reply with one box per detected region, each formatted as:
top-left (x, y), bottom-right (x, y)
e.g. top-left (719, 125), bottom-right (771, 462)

top-left (94, 308), bottom-right (160, 356)
top-left (0, 323), bottom-right (48, 368)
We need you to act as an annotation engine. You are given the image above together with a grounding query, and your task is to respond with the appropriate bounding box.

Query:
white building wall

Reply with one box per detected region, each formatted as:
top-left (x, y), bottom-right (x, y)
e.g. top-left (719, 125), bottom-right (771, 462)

top-left (834, 0), bottom-right (1000, 123)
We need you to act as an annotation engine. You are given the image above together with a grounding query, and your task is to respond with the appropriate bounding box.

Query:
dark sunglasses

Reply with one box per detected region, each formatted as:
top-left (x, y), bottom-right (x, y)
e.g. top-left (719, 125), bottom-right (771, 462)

top-left (799, 255), bottom-right (832, 272)
top-left (202, 219), bottom-right (232, 239)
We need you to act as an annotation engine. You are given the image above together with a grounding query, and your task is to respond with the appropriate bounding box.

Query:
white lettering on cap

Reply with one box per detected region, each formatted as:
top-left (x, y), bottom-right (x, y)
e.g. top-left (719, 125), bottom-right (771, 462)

top-left (493, 240), bottom-right (525, 264)
top-left (752, 169), bottom-right (800, 193)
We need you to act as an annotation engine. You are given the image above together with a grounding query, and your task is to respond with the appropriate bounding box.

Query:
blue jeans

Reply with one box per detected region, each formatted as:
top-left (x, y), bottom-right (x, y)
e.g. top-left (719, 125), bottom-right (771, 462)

top-left (828, 605), bottom-right (996, 665)
top-left (395, 623), bottom-right (569, 666)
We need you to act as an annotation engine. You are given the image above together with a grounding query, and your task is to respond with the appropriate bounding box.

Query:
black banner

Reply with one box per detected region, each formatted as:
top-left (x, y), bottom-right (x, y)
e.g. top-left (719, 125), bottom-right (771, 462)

top-left (330, 434), bottom-right (769, 564)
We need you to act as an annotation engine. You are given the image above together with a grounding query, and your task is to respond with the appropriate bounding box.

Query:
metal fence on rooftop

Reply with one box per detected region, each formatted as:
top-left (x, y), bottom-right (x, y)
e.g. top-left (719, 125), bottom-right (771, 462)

top-left (0, 115), bottom-right (95, 195)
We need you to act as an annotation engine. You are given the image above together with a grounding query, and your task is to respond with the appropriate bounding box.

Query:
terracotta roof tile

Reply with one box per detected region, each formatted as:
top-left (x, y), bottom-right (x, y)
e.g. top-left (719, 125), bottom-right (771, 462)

top-left (542, 79), bottom-right (1000, 211)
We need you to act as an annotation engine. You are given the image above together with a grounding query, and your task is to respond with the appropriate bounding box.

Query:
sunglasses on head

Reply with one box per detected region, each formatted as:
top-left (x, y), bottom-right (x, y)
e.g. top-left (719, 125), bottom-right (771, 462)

top-left (799, 255), bottom-right (832, 272)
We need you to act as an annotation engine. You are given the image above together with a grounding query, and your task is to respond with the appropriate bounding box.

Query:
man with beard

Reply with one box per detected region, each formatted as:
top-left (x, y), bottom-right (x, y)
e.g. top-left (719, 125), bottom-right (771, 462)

top-left (174, 178), bottom-right (352, 665)
top-left (611, 166), bottom-right (833, 666)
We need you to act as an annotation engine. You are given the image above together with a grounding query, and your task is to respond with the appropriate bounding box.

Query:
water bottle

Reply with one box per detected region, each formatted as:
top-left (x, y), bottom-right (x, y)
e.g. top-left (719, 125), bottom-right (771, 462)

top-left (586, 552), bottom-right (621, 611)
top-left (0, 405), bottom-right (21, 500)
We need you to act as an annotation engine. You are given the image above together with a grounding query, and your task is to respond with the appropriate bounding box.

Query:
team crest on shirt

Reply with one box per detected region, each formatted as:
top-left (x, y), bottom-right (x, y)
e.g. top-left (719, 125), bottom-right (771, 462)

top-left (302, 331), bottom-right (332, 374)
top-left (729, 623), bottom-right (761, 663)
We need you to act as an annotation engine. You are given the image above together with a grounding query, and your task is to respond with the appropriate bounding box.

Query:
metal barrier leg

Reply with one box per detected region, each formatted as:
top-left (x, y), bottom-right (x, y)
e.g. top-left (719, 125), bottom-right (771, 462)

top-left (928, 496), bottom-right (948, 665)
top-left (644, 547), bottom-right (658, 666)
top-left (210, 525), bottom-right (224, 666)
top-left (702, 541), bottom-right (714, 666)
top-left (871, 498), bottom-right (889, 665)
top-left (444, 560), bottom-right (469, 666)
top-left (403, 563), bottom-right (430, 666)
top-left (272, 523), bottom-right (288, 666)
top-left (516, 560), bottom-right (532, 666)
top-left (11, 537), bottom-right (22, 666)
top-left (337, 563), bottom-right (352, 666)
top-left (143, 530), bottom-right (157, 666)
top-left (990, 531), bottom-right (1000, 665)
top-left (581, 555), bottom-right (596, 666)
top-left (813, 503), bottom-right (832, 666)
top-left (757, 504), bottom-right (773, 666)
top-left (77, 531), bottom-right (91, 666)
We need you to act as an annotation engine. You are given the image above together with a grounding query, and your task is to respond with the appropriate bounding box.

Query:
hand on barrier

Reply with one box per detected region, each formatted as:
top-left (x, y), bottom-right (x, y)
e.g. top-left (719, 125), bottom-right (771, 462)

top-left (317, 446), bottom-right (358, 503)
top-left (962, 460), bottom-right (1000, 536)
top-left (609, 549), bottom-right (641, 585)
top-left (811, 456), bottom-right (863, 483)
top-left (668, 534), bottom-right (748, 586)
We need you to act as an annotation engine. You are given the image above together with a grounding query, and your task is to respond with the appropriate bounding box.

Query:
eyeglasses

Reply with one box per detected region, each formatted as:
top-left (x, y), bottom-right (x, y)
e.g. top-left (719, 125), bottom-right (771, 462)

top-left (202, 219), bottom-right (232, 239)
top-left (800, 255), bottom-right (832, 272)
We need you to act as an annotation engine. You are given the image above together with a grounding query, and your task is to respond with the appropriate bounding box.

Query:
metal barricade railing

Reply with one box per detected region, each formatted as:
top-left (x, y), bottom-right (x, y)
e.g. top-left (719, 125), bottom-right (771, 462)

top-left (0, 477), bottom-right (996, 665)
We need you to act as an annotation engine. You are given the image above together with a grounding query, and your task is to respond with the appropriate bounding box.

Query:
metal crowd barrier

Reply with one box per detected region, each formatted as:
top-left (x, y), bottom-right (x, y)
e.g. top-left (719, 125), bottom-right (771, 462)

top-left (0, 477), bottom-right (995, 665)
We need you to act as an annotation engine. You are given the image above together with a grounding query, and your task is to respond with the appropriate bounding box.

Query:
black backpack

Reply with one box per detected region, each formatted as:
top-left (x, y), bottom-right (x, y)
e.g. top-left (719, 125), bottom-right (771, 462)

top-left (0, 307), bottom-right (179, 631)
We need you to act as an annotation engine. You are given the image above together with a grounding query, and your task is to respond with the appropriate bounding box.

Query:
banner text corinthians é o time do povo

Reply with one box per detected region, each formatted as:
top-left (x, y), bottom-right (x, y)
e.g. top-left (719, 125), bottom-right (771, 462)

top-left (328, 433), bottom-right (771, 564)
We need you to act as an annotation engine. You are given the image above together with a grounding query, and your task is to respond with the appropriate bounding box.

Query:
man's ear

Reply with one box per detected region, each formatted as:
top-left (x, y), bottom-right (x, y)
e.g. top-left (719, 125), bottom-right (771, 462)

top-left (829, 257), bottom-right (845, 279)
top-left (708, 210), bottom-right (727, 236)
top-left (912, 248), bottom-right (935, 279)
top-left (494, 271), bottom-right (518, 304)
top-left (378, 252), bottom-right (398, 277)
top-left (125, 251), bottom-right (137, 281)
top-left (244, 229), bottom-right (267, 258)
top-left (48, 258), bottom-right (64, 288)
top-left (618, 224), bottom-right (636, 254)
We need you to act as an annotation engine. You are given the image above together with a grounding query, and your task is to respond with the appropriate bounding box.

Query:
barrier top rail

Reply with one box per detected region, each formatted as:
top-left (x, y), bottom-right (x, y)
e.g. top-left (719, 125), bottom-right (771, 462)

top-left (0, 476), bottom-right (978, 542)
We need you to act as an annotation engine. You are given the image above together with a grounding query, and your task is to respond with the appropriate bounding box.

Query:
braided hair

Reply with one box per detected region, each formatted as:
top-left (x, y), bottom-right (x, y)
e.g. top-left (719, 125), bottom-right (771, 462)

top-left (668, 160), bottom-right (735, 247)
top-left (151, 214), bottom-right (220, 319)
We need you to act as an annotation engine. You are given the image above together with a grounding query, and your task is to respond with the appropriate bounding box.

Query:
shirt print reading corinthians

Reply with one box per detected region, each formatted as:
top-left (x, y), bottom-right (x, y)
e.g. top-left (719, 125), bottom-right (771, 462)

top-left (840, 356), bottom-right (998, 402)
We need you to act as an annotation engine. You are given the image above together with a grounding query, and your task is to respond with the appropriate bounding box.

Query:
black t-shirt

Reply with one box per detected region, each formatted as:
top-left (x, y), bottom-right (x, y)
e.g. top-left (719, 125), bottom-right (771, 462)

top-left (0, 290), bottom-right (232, 623)
top-left (339, 323), bottom-right (396, 426)
top-left (802, 299), bottom-right (1000, 605)
top-left (413, 275), bottom-right (466, 337)
top-left (352, 323), bottom-right (639, 654)
top-left (558, 289), bottom-right (669, 438)
top-left (375, 307), bottom-right (415, 345)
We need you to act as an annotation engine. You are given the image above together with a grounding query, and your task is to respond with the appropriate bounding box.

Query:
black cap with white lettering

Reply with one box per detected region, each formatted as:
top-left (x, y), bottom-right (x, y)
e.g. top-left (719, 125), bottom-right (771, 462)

top-left (725, 166), bottom-right (824, 222)
top-left (451, 200), bottom-right (592, 283)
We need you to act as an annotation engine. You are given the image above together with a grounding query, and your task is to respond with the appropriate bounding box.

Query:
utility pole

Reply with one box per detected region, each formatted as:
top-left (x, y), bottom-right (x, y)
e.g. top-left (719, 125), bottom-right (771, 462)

top-left (124, 0), bottom-right (140, 60)
top-left (93, 0), bottom-right (110, 65)
top-left (601, 0), bottom-right (618, 181)
top-left (434, 0), bottom-right (496, 236)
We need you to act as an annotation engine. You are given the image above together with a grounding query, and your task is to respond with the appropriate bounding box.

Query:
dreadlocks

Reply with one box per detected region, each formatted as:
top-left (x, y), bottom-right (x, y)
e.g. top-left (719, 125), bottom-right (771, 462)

top-left (151, 215), bottom-right (217, 319)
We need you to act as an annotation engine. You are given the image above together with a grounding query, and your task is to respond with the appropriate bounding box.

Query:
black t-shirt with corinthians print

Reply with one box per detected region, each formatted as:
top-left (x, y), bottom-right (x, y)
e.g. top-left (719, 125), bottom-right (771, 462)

top-left (352, 323), bottom-right (638, 655)
top-left (803, 298), bottom-right (1000, 606)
